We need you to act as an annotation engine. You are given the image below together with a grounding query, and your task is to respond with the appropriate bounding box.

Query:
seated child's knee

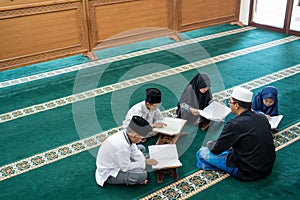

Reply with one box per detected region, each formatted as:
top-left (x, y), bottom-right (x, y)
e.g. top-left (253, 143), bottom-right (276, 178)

top-left (127, 171), bottom-right (147, 185)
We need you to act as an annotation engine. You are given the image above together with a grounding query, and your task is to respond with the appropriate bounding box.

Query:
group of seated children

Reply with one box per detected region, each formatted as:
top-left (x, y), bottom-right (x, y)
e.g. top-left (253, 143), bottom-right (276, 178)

top-left (95, 72), bottom-right (279, 187)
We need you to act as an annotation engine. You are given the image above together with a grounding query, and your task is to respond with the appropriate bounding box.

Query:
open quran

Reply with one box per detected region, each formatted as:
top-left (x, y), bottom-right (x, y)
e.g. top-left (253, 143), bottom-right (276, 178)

top-left (149, 144), bottom-right (182, 169)
top-left (153, 117), bottom-right (187, 136)
top-left (269, 115), bottom-right (283, 129)
top-left (198, 101), bottom-right (231, 121)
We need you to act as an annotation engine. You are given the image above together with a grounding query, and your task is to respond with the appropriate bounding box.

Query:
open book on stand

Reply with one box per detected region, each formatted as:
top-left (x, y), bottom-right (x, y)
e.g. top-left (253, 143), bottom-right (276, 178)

top-left (149, 144), bottom-right (182, 169)
top-left (269, 115), bottom-right (283, 129)
top-left (153, 117), bottom-right (187, 136)
top-left (198, 101), bottom-right (231, 121)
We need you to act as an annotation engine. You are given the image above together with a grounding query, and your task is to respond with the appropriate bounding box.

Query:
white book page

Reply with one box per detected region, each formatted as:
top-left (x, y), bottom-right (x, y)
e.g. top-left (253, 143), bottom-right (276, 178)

top-left (153, 117), bottom-right (187, 135)
top-left (198, 101), bottom-right (231, 120)
top-left (269, 115), bottom-right (283, 129)
top-left (198, 110), bottom-right (212, 120)
top-left (149, 144), bottom-right (182, 169)
top-left (152, 160), bottom-right (182, 169)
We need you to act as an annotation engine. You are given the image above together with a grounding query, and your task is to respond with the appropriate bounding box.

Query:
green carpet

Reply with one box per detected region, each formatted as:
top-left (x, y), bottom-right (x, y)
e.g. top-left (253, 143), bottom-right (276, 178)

top-left (188, 141), bottom-right (300, 200)
top-left (0, 24), bottom-right (299, 200)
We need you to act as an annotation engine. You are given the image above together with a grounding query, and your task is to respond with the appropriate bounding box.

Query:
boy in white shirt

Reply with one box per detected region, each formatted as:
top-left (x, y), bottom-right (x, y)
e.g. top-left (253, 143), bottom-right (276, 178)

top-left (95, 116), bottom-right (158, 186)
top-left (122, 88), bottom-right (166, 131)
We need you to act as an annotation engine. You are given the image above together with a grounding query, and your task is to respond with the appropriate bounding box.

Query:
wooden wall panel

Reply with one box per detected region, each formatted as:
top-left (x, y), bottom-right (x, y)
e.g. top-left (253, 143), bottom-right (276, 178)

top-left (89, 0), bottom-right (173, 49)
top-left (0, 0), bottom-right (241, 70)
top-left (0, 1), bottom-right (88, 70)
top-left (179, 0), bottom-right (240, 31)
top-left (0, 0), bottom-right (52, 7)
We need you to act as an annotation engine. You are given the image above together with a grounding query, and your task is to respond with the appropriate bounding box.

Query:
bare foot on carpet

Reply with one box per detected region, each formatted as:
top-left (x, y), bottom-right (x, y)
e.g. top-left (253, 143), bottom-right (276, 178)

top-left (140, 180), bottom-right (148, 184)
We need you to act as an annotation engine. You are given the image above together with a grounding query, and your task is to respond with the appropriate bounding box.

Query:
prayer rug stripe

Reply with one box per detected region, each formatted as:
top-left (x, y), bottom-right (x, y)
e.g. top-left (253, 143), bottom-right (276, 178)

top-left (0, 66), bottom-right (299, 182)
top-left (0, 27), bottom-right (256, 89)
top-left (0, 36), bottom-right (298, 124)
top-left (139, 122), bottom-right (300, 200)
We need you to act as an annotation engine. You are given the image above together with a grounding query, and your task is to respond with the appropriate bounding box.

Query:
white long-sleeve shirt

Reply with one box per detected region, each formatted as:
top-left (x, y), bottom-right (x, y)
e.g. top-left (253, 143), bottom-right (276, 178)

top-left (122, 101), bottom-right (164, 129)
top-left (95, 131), bottom-right (146, 187)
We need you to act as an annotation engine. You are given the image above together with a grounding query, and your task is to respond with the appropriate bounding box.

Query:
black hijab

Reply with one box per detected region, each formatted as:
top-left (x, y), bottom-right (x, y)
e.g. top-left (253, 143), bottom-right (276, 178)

top-left (187, 73), bottom-right (212, 110)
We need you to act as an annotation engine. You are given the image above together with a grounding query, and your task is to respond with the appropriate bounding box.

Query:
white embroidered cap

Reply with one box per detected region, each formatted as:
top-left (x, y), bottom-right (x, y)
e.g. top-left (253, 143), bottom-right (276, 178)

top-left (231, 86), bottom-right (253, 102)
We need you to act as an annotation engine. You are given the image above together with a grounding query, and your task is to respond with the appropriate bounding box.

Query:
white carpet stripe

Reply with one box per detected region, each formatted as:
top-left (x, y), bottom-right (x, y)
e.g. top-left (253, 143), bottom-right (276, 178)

top-left (0, 36), bottom-right (298, 124)
top-left (0, 65), bottom-right (299, 181)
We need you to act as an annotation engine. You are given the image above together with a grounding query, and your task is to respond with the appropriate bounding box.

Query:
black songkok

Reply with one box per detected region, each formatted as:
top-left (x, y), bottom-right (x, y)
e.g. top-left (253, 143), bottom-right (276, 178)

top-left (145, 88), bottom-right (162, 104)
top-left (128, 116), bottom-right (153, 137)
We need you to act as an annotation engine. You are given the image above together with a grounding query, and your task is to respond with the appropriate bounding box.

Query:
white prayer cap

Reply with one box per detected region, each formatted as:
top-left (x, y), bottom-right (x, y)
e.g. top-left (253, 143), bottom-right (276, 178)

top-left (231, 86), bottom-right (253, 102)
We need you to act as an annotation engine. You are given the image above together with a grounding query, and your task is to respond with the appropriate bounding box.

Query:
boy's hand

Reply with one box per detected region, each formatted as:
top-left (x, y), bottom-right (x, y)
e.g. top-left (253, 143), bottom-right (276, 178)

top-left (145, 158), bottom-right (158, 166)
top-left (152, 122), bottom-right (167, 128)
top-left (190, 107), bottom-right (200, 116)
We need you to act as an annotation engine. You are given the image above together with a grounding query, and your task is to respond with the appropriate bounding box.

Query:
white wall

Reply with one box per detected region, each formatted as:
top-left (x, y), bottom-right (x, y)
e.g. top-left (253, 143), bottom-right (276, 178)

top-left (240, 0), bottom-right (251, 25)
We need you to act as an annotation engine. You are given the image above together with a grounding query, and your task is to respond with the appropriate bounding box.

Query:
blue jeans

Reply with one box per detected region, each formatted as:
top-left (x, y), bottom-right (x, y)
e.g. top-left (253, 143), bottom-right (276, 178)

top-left (196, 147), bottom-right (238, 176)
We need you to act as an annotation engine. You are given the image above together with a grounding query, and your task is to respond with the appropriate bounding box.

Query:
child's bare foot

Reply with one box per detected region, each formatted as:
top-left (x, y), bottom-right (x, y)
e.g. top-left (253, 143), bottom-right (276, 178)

top-left (140, 179), bottom-right (148, 184)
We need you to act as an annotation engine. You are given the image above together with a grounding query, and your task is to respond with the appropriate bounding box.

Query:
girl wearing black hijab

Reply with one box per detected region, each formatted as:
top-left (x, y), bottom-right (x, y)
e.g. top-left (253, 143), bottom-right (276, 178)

top-left (176, 73), bottom-right (212, 129)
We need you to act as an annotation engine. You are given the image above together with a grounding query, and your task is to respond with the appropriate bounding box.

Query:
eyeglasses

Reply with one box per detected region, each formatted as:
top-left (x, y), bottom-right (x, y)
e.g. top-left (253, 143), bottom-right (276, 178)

top-left (228, 101), bottom-right (237, 105)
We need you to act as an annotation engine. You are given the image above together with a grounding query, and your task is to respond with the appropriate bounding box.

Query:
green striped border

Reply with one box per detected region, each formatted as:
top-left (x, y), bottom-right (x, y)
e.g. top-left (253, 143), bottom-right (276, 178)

top-left (0, 36), bottom-right (298, 124)
top-left (0, 65), bottom-right (299, 181)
